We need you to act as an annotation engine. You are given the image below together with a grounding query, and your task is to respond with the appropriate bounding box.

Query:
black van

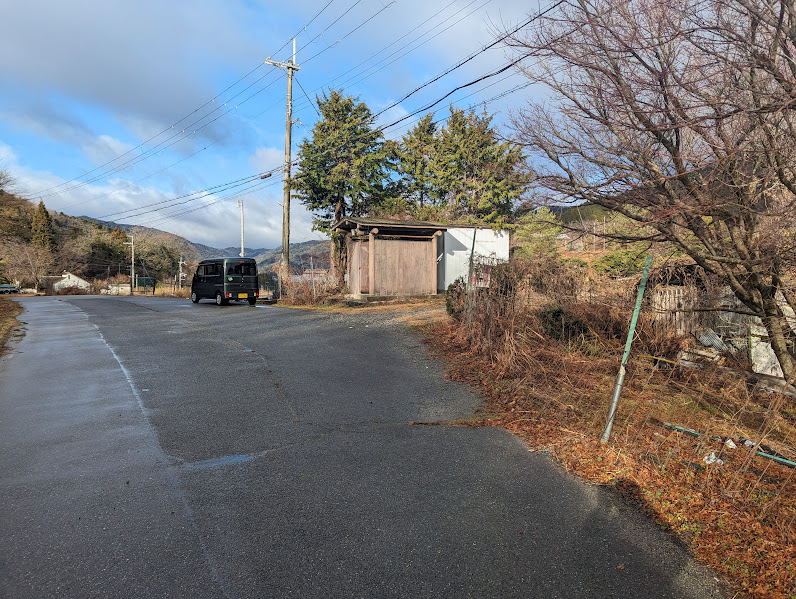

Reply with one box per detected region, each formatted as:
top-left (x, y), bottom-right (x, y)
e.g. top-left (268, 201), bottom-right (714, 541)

top-left (191, 257), bottom-right (260, 305)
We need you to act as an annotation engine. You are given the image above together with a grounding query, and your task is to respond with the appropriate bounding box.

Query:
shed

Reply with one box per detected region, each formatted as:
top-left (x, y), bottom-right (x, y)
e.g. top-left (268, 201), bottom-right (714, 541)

top-left (53, 272), bottom-right (91, 292)
top-left (332, 218), bottom-right (510, 298)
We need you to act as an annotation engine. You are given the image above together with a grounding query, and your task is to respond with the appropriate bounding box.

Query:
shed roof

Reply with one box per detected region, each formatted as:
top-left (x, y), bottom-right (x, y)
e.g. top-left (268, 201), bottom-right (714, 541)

top-left (332, 217), bottom-right (448, 236)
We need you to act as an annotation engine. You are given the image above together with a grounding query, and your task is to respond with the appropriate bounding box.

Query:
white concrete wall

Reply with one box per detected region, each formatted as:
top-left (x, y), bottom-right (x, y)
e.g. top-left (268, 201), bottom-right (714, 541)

top-left (437, 228), bottom-right (509, 291)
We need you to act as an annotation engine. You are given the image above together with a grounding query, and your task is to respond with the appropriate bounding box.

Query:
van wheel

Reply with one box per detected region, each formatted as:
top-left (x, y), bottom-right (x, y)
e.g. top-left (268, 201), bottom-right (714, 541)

top-left (190, 291), bottom-right (199, 303)
top-left (247, 297), bottom-right (257, 306)
top-left (215, 292), bottom-right (226, 306)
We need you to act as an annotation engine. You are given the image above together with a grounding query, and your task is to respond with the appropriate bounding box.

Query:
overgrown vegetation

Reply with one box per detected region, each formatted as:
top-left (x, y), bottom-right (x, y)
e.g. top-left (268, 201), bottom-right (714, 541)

top-left (433, 256), bottom-right (796, 598)
top-left (278, 275), bottom-right (340, 306)
top-left (0, 296), bottom-right (22, 355)
top-left (0, 190), bottom-right (200, 292)
top-left (507, 0), bottom-right (796, 380)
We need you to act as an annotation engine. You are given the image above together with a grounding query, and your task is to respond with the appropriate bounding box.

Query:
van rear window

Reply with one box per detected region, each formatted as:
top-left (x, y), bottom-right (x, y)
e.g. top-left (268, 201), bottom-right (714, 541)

top-left (226, 263), bottom-right (257, 276)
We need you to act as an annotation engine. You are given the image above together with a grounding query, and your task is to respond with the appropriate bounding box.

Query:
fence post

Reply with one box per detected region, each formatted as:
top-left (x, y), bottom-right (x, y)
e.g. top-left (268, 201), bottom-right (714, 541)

top-left (465, 227), bottom-right (478, 326)
top-left (601, 255), bottom-right (653, 444)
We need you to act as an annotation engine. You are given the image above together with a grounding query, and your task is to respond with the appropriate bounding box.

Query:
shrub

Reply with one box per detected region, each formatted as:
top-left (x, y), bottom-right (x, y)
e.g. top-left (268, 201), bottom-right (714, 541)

top-left (445, 278), bottom-right (466, 320)
top-left (593, 249), bottom-right (647, 278)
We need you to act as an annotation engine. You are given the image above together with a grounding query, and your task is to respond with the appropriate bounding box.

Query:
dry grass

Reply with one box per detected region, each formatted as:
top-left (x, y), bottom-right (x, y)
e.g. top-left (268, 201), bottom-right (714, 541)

top-left (428, 260), bottom-right (796, 599)
top-left (0, 296), bottom-right (23, 355)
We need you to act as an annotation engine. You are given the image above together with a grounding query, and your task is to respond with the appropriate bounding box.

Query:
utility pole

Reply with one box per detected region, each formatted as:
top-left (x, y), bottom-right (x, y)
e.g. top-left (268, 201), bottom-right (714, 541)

top-left (178, 255), bottom-right (186, 289)
top-left (265, 38), bottom-right (300, 279)
top-left (123, 237), bottom-right (134, 296)
top-left (237, 199), bottom-right (245, 257)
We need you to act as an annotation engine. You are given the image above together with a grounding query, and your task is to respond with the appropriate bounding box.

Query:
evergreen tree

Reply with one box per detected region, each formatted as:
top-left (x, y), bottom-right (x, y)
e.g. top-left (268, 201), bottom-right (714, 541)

top-left (293, 90), bottom-right (389, 233)
top-left (434, 107), bottom-right (525, 224)
top-left (393, 114), bottom-right (439, 209)
top-left (110, 226), bottom-right (129, 244)
top-left (31, 201), bottom-right (56, 252)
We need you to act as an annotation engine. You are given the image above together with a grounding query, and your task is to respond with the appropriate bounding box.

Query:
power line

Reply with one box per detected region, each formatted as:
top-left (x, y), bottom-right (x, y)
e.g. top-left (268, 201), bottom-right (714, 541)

top-left (55, 4), bottom-right (555, 235)
top-left (295, 77), bottom-right (321, 118)
top-left (371, 0), bottom-right (565, 120)
top-left (124, 70), bottom-right (530, 231)
top-left (61, 137), bottom-right (225, 211)
top-left (294, 0), bottom-right (365, 58)
top-left (37, 0), bottom-right (400, 211)
top-left (32, 1), bottom-right (343, 198)
top-left (300, 1), bottom-right (396, 64)
top-left (98, 172), bottom-right (276, 220)
top-left (291, 0), bottom-right (487, 113)
top-left (135, 175), bottom-right (284, 229)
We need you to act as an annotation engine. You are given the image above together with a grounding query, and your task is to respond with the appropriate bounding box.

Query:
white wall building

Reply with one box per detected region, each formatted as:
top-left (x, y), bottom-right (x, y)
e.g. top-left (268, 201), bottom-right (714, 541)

top-left (52, 272), bottom-right (91, 292)
top-left (436, 227), bottom-right (510, 291)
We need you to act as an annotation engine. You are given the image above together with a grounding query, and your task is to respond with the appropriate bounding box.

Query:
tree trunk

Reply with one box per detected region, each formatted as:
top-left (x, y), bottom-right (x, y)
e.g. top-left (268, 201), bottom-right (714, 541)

top-left (761, 293), bottom-right (795, 382)
top-left (330, 232), bottom-right (347, 288)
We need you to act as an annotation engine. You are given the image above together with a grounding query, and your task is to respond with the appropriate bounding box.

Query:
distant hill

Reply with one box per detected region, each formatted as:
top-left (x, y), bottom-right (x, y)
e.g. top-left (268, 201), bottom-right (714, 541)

top-left (192, 243), bottom-right (269, 260)
top-left (80, 216), bottom-right (329, 270)
top-left (253, 240), bottom-right (330, 272)
top-left (1, 193), bottom-right (330, 285)
top-left (79, 216), bottom-right (203, 261)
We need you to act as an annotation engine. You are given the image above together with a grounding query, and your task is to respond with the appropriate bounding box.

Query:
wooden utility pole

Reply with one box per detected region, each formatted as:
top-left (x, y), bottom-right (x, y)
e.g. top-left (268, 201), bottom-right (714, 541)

top-left (266, 39), bottom-right (300, 278)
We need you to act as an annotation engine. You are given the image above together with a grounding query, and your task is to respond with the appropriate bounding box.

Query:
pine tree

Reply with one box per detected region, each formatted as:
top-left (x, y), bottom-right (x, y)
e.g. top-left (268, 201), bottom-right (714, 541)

top-left (31, 201), bottom-right (56, 252)
top-left (109, 226), bottom-right (129, 244)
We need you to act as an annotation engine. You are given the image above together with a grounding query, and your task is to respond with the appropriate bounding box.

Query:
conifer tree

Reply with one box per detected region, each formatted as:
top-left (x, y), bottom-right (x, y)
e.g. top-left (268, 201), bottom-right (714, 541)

top-left (293, 90), bottom-right (389, 233)
top-left (110, 226), bottom-right (128, 245)
top-left (293, 90), bottom-right (390, 282)
top-left (31, 201), bottom-right (56, 252)
top-left (434, 107), bottom-right (525, 224)
top-left (393, 114), bottom-right (439, 209)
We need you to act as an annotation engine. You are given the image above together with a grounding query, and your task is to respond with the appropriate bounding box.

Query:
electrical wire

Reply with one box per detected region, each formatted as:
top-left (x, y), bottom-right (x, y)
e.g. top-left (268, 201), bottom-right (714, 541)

top-left (293, 0), bottom-right (364, 58)
top-left (371, 0), bottom-right (565, 120)
top-left (295, 77), bottom-right (321, 118)
top-left (291, 0), bottom-right (487, 113)
top-left (98, 171), bottom-right (277, 219)
top-left (300, 1), bottom-right (396, 65)
top-left (46, 2), bottom-right (558, 236)
top-left (32, 0), bottom-right (343, 198)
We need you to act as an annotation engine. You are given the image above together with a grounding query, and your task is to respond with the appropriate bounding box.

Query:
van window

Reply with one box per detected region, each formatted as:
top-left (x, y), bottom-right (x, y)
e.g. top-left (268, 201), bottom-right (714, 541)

top-left (198, 263), bottom-right (221, 276)
top-left (227, 263), bottom-right (256, 276)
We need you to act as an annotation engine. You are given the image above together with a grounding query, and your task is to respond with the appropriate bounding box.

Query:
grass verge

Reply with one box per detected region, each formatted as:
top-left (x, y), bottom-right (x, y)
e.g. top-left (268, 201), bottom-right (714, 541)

top-left (0, 296), bottom-right (23, 355)
top-left (422, 317), bottom-right (796, 599)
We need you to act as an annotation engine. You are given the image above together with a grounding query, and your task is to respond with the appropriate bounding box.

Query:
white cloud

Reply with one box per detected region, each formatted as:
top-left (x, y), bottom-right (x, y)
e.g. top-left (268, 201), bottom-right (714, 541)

top-left (0, 0), bottom-right (532, 250)
top-left (0, 141), bottom-right (18, 164)
top-left (248, 147), bottom-right (285, 173)
top-left (82, 135), bottom-right (133, 167)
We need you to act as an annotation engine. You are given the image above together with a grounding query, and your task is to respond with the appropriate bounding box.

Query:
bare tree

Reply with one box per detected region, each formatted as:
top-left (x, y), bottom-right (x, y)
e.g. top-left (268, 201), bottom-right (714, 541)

top-left (0, 163), bottom-right (16, 194)
top-left (506, 0), bottom-right (796, 379)
top-left (0, 240), bottom-right (54, 289)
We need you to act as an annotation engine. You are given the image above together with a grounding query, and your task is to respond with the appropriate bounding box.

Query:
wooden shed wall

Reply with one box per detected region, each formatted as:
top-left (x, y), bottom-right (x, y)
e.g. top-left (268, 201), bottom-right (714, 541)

top-left (348, 239), bottom-right (369, 294)
top-left (373, 238), bottom-right (436, 296)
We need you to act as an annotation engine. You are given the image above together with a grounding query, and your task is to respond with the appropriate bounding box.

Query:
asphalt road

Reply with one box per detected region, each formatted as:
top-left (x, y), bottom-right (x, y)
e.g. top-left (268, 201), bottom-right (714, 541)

top-left (0, 296), bottom-right (728, 598)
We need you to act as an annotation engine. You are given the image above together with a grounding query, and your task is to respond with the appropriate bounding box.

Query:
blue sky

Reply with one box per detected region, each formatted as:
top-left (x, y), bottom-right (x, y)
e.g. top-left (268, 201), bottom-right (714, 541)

top-left (0, 0), bottom-right (541, 249)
